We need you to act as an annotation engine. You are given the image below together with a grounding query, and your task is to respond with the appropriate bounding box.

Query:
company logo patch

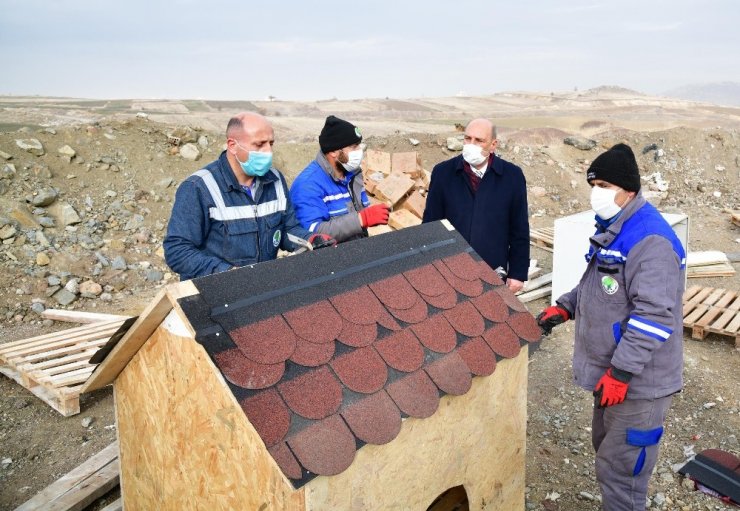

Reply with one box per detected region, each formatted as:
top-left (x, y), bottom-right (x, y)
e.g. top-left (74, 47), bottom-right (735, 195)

top-left (601, 275), bottom-right (619, 295)
top-left (272, 230), bottom-right (281, 248)
top-left (355, 127), bottom-right (362, 138)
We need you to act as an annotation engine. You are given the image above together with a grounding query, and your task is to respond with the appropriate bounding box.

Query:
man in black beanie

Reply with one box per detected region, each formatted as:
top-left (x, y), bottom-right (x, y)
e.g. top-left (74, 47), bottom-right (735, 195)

top-left (537, 143), bottom-right (686, 510)
top-left (290, 115), bottom-right (389, 242)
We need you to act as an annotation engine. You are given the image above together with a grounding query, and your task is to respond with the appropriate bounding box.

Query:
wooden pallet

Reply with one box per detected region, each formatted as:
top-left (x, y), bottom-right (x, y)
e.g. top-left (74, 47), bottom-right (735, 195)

top-left (0, 319), bottom-right (126, 416)
top-left (683, 285), bottom-right (740, 347)
top-left (16, 442), bottom-right (119, 511)
top-left (530, 227), bottom-right (554, 252)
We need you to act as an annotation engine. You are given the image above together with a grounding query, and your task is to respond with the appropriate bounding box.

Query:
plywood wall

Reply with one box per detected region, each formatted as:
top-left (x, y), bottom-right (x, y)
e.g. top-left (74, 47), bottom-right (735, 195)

top-left (115, 313), bottom-right (305, 510)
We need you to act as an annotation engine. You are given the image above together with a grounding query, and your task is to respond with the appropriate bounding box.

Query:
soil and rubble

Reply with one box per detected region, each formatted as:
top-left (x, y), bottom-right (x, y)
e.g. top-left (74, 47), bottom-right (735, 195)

top-left (0, 93), bottom-right (738, 510)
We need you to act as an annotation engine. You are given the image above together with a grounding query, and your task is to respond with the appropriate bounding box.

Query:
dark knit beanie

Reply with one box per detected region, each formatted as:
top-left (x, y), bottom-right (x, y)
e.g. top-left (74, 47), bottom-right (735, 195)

top-left (586, 143), bottom-right (641, 191)
top-left (319, 115), bottom-right (362, 153)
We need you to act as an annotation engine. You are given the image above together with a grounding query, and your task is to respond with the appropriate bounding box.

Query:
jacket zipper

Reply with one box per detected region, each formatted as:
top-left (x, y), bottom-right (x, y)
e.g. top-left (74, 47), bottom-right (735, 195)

top-left (253, 203), bottom-right (260, 261)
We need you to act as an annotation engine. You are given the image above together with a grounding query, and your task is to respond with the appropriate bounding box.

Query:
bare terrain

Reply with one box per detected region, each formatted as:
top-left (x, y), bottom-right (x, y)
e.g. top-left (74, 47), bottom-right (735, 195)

top-left (0, 89), bottom-right (738, 510)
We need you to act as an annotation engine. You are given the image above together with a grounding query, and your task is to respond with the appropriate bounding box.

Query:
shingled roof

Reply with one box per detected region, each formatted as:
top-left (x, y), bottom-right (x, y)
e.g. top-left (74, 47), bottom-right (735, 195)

top-left (178, 221), bottom-right (541, 488)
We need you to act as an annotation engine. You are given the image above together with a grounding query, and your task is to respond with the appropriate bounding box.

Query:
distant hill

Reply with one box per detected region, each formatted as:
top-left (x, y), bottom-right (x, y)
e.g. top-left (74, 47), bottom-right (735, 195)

top-left (663, 81), bottom-right (740, 107)
top-left (580, 85), bottom-right (645, 96)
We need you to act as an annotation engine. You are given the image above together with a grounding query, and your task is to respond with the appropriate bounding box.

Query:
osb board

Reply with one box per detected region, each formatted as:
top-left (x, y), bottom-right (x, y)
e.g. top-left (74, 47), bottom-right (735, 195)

top-left (304, 349), bottom-right (528, 511)
top-left (115, 313), bottom-right (304, 511)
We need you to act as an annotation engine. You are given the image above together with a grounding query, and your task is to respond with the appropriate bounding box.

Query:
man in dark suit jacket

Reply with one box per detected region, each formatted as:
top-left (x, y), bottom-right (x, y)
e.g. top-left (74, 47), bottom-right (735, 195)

top-left (423, 118), bottom-right (529, 292)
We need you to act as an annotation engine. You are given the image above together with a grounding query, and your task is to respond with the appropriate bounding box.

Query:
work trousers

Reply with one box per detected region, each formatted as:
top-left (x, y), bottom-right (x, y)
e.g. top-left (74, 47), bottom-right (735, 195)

top-left (592, 395), bottom-right (673, 511)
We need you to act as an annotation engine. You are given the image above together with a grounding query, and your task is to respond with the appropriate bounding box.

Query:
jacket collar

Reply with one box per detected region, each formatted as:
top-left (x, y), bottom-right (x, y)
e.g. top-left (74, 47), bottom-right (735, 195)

top-left (316, 150), bottom-right (358, 183)
top-left (591, 192), bottom-right (647, 248)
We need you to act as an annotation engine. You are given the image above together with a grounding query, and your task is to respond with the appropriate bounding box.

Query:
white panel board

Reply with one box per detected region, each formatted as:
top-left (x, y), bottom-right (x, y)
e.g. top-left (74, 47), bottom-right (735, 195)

top-left (551, 210), bottom-right (689, 305)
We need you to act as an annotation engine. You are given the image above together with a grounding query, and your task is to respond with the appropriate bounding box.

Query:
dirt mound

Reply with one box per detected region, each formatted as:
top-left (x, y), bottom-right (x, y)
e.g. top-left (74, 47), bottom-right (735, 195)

top-left (503, 127), bottom-right (573, 146)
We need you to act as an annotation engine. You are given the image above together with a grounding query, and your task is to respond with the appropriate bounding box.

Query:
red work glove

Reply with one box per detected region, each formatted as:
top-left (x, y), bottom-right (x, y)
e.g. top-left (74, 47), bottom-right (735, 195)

top-left (359, 204), bottom-right (390, 228)
top-left (308, 233), bottom-right (337, 250)
top-left (535, 305), bottom-right (570, 336)
top-left (593, 367), bottom-right (632, 408)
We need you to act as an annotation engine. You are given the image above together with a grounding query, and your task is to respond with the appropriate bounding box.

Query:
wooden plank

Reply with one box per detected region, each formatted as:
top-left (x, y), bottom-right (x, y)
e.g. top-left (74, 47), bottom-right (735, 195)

top-left (687, 267), bottom-right (735, 278)
top-left (44, 365), bottom-right (96, 384)
top-left (704, 288), bottom-right (727, 306)
top-left (714, 290), bottom-right (737, 309)
top-left (47, 370), bottom-right (96, 389)
top-left (518, 286), bottom-right (552, 303)
top-left (686, 250), bottom-right (730, 267)
top-left (695, 306), bottom-right (725, 328)
top-left (684, 305), bottom-right (709, 325)
top-left (8, 338), bottom-right (110, 363)
top-left (710, 308), bottom-right (739, 331)
top-left (529, 227), bottom-right (554, 253)
top-left (18, 349), bottom-right (99, 371)
top-left (82, 287), bottom-right (173, 392)
top-left (727, 295), bottom-right (740, 312)
top-left (29, 358), bottom-right (95, 378)
top-left (683, 285), bottom-right (703, 302)
top-left (15, 443), bottom-right (119, 511)
top-left (683, 287), bottom-right (715, 316)
top-left (726, 313), bottom-right (740, 334)
top-left (519, 273), bottom-right (553, 294)
top-left (41, 309), bottom-right (130, 324)
top-left (0, 320), bottom-right (123, 356)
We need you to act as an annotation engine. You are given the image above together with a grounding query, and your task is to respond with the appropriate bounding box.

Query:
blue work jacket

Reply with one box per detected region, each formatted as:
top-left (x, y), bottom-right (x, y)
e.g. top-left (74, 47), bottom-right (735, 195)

top-left (163, 151), bottom-right (309, 280)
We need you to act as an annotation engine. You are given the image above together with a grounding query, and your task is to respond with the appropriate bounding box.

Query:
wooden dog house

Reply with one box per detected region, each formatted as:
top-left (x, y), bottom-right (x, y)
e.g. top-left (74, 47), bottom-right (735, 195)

top-left (83, 221), bottom-right (540, 510)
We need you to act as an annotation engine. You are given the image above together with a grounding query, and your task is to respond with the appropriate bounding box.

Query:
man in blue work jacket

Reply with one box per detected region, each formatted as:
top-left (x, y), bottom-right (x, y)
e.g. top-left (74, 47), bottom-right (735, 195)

top-left (423, 118), bottom-right (529, 292)
top-left (290, 115), bottom-right (390, 242)
top-left (164, 112), bottom-right (332, 280)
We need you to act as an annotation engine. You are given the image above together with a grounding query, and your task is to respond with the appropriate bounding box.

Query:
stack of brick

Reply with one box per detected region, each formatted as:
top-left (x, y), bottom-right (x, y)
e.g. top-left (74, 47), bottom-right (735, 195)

top-left (362, 149), bottom-right (431, 235)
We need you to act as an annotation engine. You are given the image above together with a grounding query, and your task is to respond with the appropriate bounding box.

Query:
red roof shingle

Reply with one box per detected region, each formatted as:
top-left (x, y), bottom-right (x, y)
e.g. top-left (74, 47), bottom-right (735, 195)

top-left (192, 227), bottom-right (541, 488)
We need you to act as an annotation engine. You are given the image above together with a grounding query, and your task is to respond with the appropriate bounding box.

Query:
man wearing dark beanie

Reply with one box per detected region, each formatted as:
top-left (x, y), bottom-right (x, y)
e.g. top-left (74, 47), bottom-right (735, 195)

top-left (290, 115), bottom-right (389, 242)
top-left (537, 143), bottom-right (686, 511)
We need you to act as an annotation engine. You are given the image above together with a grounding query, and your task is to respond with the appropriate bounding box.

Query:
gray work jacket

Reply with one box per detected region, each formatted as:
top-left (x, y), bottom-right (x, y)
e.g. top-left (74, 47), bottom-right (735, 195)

top-left (557, 194), bottom-right (686, 400)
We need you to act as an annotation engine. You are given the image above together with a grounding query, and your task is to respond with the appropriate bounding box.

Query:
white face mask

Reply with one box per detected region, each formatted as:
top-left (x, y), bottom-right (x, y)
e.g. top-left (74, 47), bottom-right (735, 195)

top-left (462, 144), bottom-right (487, 167)
top-left (340, 149), bottom-right (363, 172)
top-left (590, 186), bottom-right (622, 219)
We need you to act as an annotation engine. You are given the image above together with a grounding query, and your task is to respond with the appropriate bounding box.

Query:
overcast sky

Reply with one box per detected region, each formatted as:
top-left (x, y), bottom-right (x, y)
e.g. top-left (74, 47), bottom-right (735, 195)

top-left (1, 0), bottom-right (738, 101)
